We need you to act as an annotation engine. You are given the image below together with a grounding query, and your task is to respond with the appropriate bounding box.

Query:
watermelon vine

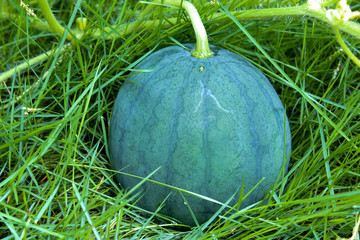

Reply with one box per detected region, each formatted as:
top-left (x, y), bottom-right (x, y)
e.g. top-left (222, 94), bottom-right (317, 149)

top-left (1, 0), bottom-right (360, 79)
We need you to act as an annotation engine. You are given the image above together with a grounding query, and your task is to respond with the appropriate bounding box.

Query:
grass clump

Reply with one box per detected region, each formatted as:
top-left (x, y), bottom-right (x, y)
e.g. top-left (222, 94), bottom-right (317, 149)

top-left (1, 0), bottom-right (360, 239)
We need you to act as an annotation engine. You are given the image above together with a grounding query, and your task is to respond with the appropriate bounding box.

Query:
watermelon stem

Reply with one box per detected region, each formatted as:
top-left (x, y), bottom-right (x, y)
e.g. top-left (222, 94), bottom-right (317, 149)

top-left (152, 0), bottom-right (213, 58)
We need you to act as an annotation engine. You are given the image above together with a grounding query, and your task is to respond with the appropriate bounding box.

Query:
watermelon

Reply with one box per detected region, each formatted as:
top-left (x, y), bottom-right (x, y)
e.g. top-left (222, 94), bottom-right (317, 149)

top-left (109, 44), bottom-right (291, 225)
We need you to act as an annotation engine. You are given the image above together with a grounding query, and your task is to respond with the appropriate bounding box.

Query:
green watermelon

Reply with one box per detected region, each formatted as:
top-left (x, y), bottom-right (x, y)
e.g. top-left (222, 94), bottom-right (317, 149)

top-left (109, 44), bottom-right (291, 225)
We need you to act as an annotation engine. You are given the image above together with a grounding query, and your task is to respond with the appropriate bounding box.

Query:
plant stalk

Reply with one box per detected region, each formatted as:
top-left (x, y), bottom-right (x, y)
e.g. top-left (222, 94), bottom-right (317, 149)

top-left (37, 0), bottom-right (75, 45)
top-left (151, 0), bottom-right (213, 58)
top-left (333, 25), bottom-right (360, 68)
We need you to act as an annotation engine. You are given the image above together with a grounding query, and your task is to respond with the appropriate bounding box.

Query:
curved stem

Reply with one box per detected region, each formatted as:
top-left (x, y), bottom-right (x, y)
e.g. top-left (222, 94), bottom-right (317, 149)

top-left (151, 0), bottom-right (213, 58)
top-left (333, 25), bottom-right (360, 68)
top-left (37, 0), bottom-right (75, 45)
top-left (181, 1), bottom-right (213, 58)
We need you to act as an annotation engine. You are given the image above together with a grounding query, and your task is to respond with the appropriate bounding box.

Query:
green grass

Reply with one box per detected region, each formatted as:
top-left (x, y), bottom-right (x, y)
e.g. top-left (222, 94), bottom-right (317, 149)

top-left (1, 0), bottom-right (360, 239)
